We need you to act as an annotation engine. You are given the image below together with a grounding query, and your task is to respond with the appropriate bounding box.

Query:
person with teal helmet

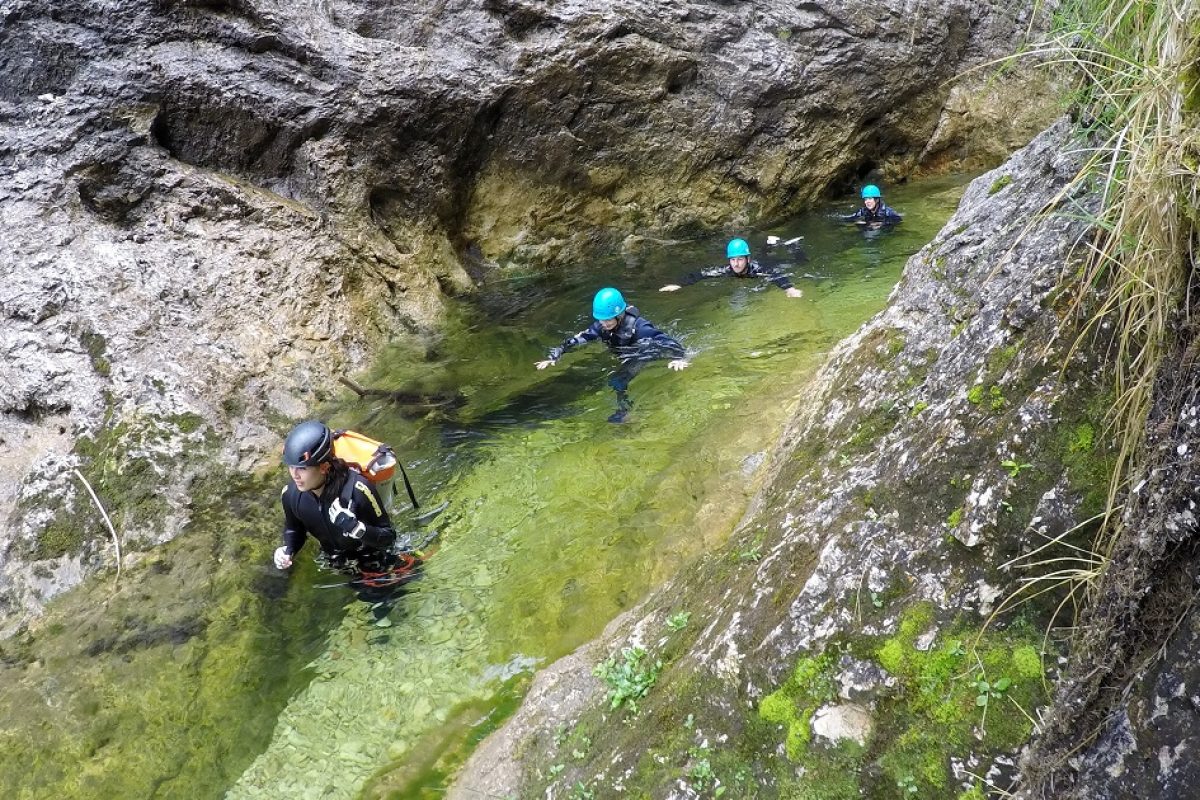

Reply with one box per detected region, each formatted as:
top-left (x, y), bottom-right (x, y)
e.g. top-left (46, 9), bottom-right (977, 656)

top-left (660, 238), bottom-right (803, 298)
top-left (842, 184), bottom-right (903, 228)
top-left (535, 287), bottom-right (689, 422)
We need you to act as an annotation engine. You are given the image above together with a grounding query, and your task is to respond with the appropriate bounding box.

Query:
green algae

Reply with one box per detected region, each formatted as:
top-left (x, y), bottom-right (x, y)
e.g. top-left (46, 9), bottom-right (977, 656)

top-left (754, 604), bottom-right (1051, 799)
top-left (0, 467), bottom-right (345, 800)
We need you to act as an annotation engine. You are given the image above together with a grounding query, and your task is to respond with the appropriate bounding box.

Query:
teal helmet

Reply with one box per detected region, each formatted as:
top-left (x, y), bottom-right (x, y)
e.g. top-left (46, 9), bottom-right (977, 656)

top-left (592, 287), bottom-right (627, 321)
top-left (726, 238), bottom-right (751, 258)
top-left (861, 184), bottom-right (882, 199)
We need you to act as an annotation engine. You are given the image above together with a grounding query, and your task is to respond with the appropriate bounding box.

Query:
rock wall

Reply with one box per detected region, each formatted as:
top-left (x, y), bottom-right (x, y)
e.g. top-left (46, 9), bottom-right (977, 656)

top-left (0, 0), bottom-right (1056, 626)
top-left (449, 119), bottom-right (1112, 799)
top-left (1013, 303), bottom-right (1200, 798)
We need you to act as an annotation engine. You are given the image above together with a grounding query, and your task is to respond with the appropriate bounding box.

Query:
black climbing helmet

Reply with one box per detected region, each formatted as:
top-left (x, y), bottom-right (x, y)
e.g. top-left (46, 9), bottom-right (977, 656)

top-left (282, 420), bottom-right (334, 467)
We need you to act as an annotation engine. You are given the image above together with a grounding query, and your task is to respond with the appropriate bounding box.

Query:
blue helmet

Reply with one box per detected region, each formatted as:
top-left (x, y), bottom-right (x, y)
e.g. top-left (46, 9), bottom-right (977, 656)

top-left (592, 287), bottom-right (627, 321)
top-left (861, 184), bottom-right (882, 199)
top-left (726, 238), bottom-right (751, 258)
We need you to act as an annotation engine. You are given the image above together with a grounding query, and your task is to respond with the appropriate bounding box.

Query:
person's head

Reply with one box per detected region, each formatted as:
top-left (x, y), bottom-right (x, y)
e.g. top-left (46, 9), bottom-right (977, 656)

top-left (283, 420), bottom-right (334, 492)
top-left (726, 238), bottom-right (751, 273)
top-left (861, 184), bottom-right (881, 211)
top-left (592, 287), bottom-right (627, 330)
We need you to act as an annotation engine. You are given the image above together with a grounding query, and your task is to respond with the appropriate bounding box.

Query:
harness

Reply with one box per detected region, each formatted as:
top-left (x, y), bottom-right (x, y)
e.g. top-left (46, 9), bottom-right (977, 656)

top-left (600, 306), bottom-right (644, 348)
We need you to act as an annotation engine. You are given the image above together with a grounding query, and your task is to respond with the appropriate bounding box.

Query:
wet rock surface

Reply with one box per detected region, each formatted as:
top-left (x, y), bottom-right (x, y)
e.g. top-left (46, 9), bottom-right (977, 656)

top-left (449, 119), bottom-right (1109, 798)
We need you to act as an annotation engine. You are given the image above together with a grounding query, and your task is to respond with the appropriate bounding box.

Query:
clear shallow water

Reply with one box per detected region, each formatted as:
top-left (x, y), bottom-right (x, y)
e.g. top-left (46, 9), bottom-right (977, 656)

top-left (230, 178), bottom-right (969, 798)
top-left (0, 177), bottom-right (967, 800)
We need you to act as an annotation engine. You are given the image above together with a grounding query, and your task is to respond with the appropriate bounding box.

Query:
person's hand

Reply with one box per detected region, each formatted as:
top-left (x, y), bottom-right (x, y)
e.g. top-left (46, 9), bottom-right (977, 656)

top-left (659, 284), bottom-right (682, 292)
top-left (667, 359), bottom-right (690, 371)
top-left (785, 287), bottom-right (804, 298)
top-left (535, 359), bottom-right (556, 370)
top-left (273, 547), bottom-right (293, 570)
top-left (328, 497), bottom-right (366, 539)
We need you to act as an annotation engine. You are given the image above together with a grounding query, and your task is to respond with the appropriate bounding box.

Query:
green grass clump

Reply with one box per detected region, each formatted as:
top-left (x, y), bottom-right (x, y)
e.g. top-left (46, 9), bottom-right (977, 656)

top-left (988, 175), bottom-right (1013, 195)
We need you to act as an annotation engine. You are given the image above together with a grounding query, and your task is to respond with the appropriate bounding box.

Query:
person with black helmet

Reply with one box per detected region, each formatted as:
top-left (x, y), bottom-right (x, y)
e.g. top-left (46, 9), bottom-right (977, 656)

top-left (659, 238), bottom-right (803, 298)
top-left (841, 185), bottom-right (903, 228)
top-left (274, 420), bottom-right (398, 579)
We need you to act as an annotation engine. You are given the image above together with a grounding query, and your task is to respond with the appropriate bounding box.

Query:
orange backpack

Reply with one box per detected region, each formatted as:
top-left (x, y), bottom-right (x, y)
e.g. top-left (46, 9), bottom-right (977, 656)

top-left (331, 429), bottom-right (419, 508)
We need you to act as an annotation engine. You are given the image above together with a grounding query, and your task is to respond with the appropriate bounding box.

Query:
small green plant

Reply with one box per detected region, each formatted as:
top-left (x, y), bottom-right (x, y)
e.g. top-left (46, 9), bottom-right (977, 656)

top-left (897, 774), bottom-right (920, 795)
top-left (974, 674), bottom-right (1013, 731)
top-left (548, 763), bottom-right (565, 778)
top-left (966, 384), bottom-right (984, 405)
top-left (910, 400), bottom-right (929, 417)
top-left (1068, 423), bottom-right (1095, 453)
top-left (666, 611), bottom-right (691, 631)
top-left (988, 174), bottom-right (1013, 195)
top-left (988, 385), bottom-right (1006, 410)
top-left (687, 756), bottom-right (718, 791)
top-left (736, 545), bottom-right (762, 563)
top-left (570, 781), bottom-right (596, 800)
top-left (594, 646), bottom-right (662, 713)
top-left (1001, 459), bottom-right (1033, 477)
top-left (870, 591), bottom-right (885, 609)
top-left (946, 507), bottom-right (964, 527)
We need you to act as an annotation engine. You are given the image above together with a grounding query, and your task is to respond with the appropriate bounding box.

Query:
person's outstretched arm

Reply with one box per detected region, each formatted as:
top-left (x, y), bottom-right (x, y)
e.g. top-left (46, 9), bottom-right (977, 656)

top-left (631, 319), bottom-right (690, 369)
top-left (535, 323), bottom-right (601, 369)
top-left (661, 265), bottom-right (728, 291)
top-left (753, 262), bottom-right (803, 298)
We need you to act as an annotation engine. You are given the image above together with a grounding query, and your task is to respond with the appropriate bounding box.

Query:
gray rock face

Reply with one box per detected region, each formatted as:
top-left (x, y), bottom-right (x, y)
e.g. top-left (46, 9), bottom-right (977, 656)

top-left (449, 118), bottom-right (1104, 798)
top-left (0, 0), bottom-right (1055, 624)
top-left (1013, 317), bottom-right (1200, 798)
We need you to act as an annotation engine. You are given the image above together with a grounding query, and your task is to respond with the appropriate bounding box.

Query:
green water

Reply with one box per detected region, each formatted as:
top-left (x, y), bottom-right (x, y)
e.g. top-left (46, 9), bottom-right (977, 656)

top-left (0, 177), bottom-right (966, 800)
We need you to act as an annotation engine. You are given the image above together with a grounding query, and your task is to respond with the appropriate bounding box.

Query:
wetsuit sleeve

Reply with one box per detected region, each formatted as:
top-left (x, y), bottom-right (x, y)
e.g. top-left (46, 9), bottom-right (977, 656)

top-left (633, 319), bottom-right (686, 360)
top-left (841, 208), bottom-right (865, 223)
top-left (281, 485), bottom-right (308, 555)
top-left (680, 265), bottom-right (729, 286)
top-left (548, 322), bottom-right (602, 361)
top-left (751, 261), bottom-right (794, 290)
top-left (882, 205), bottom-right (903, 223)
top-left (344, 479), bottom-right (395, 552)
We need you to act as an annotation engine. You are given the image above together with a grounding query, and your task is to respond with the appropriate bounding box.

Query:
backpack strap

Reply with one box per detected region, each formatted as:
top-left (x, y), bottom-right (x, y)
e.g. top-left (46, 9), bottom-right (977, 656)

top-left (397, 461), bottom-right (420, 509)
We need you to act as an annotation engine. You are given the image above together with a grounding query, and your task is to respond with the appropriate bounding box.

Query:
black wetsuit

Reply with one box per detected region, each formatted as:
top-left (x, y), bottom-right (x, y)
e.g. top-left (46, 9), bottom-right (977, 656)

top-left (547, 305), bottom-right (686, 364)
top-left (842, 202), bottom-right (903, 225)
top-left (678, 259), bottom-right (795, 291)
top-left (547, 305), bottom-right (686, 418)
top-left (280, 468), bottom-right (396, 571)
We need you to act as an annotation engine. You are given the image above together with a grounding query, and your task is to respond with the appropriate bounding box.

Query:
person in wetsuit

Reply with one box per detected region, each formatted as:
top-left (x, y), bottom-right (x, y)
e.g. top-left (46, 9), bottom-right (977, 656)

top-left (534, 287), bottom-right (690, 423)
top-left (273, 420), bottom-right (399, 583)
top-left (841, 184), bottom-right (903, 228)
top-left (659, 238), bottom-right (804, 298)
